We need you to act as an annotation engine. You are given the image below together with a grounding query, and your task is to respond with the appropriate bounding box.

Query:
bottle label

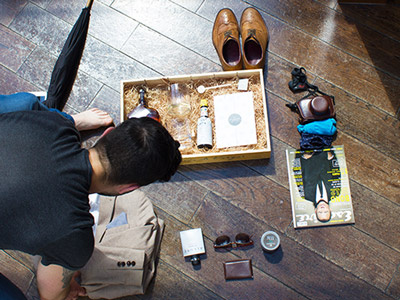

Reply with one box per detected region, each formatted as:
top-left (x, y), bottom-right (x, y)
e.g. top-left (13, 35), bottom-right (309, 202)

top-left (197, 117), bottom-right (212, 146)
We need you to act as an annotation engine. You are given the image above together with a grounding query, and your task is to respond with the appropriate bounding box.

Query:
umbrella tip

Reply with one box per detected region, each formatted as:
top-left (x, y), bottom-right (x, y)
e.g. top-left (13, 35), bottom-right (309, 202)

top-left (86, 0), bottom-right (94, 9)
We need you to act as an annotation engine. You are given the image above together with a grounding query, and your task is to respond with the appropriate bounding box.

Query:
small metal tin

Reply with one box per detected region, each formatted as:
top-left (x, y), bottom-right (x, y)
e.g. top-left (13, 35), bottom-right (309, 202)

top-left (261, 231), bottom-right (280, 252)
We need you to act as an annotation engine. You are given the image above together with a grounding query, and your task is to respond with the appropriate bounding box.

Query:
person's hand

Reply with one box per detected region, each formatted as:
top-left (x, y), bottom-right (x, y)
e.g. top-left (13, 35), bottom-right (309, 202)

top-left (65, 272), bottom-right (87, 300)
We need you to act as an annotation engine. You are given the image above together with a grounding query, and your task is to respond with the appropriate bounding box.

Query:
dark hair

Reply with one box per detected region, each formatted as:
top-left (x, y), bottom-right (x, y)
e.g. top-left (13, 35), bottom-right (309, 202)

top-left (94, 117), bottom-right (181, 186)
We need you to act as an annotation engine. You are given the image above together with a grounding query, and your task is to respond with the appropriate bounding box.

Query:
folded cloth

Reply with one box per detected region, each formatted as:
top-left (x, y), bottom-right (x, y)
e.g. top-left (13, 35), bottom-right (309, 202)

top-left (300, 132), bottom-right (335, 149)
top-left (297, 118), bottom-right (337, 136)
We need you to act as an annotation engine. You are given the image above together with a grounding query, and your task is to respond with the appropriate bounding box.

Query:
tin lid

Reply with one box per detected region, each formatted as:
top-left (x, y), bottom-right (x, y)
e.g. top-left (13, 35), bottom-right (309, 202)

top-left (260, 231), bottom-right (280, 252)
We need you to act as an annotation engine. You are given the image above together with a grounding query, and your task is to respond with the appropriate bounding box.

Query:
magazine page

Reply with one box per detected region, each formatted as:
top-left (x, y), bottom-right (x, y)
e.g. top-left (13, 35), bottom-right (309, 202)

top-left (286, 145), bottom-right (355, 228)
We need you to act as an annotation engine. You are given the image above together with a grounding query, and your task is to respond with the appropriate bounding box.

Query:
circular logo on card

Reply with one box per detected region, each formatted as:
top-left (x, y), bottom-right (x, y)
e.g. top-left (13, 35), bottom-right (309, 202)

top-left (228, 113), bottom-right (242, 126)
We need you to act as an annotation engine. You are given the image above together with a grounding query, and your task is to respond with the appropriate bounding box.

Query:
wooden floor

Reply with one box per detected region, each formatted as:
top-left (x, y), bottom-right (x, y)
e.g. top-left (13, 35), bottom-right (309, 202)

top-left (1, 0), bottom-right (400, 299)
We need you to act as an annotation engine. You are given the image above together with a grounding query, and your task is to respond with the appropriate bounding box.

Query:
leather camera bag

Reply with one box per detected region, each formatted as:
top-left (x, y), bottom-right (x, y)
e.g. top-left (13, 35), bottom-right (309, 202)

top-left (286, 89), bottom-right (335, 124)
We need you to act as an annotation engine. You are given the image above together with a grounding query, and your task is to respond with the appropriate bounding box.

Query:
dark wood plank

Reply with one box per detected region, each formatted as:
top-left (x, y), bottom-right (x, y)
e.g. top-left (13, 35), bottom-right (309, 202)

top-left (9, 2), bottom-right (158, 92)
top-left (197, 0), bottom-right (249, 23)
top-left (247, 0), bottom-right (400, 79)
top-left (10, 3), bottom-right (71, 56)
top-left (189, 192), bottom-right (394, 299)
top-left (0, 64), bottom-right (37, 94)
top-left (112, 0), bottom-right (220, 63)
top-left (0, 0), bottom-right (27, 26)
top-left (48, 0), bottom-right (139, 50)
top-left (350, 179), bottom-right (400, 251)
top-left (316, 0), bottom-right (339, 9)
top-left (334, 132), bottom-right (400, 203)
top-left (264, 52), bottom-right (317, 104)
top-left (137, 260), bottom-right (221, 300)
top-left (0, 25), bottom-right (35, 72)
top-left (79, 35), bottom-right (160, 92)
top-left (335, 2), bottom-right (400, 42)
top-left (314, 78), bottom-right (400, 162)
top-left (30, 0), bottom-right (52, 9)
top-left (16, 45), bottom-right (103, 109)
top-left (266, 16), bottom-right (399, 116)
top-left (387, 268), bottom-right (400, 299)
top-left (286, 223), bottom-right (399, 292)
top-left (180, 162), bottom-right (293, 232)
top-left (87, 85), bottom-right (121, 125)
top-left (172, 0), bottom-right (203, 12)
top-left (141, 172), bottom-right (209, 224)
top-left (121, 24), bottom-right (220, 76)
top-left (16, 46), bottom-right (57, 91)
top-left (244, 137), bottom-right (298, 190)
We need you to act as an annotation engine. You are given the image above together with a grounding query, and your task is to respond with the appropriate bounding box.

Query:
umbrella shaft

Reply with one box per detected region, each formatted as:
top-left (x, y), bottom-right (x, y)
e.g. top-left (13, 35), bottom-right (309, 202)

top-left (86, 0), bottom-right (94, 9)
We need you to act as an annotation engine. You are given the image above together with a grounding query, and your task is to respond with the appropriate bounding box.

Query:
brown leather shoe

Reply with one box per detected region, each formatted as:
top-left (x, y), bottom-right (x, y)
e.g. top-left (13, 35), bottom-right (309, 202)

top-left (212, 8), bottom-right (242, 71)
top-left (240, 7), bottom-right (269, 69)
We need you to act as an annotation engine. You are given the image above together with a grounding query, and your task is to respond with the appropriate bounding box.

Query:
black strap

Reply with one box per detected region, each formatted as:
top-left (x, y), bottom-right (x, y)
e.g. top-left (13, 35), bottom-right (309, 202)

top-left (286, 66), bottom-right (335, 111)
top-left (285, 102), bottom-right (298, 112)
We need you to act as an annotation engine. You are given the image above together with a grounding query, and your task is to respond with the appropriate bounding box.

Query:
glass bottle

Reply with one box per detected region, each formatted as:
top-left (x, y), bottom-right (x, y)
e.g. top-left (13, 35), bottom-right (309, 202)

top-left (168, 83), bottom-right (191, 118)
top-left (167, 83), bottom-right (192, 149)
top-left (196, 99), bottom-right (212, 149)
top-left (127, 88), bottom-right (160, 122)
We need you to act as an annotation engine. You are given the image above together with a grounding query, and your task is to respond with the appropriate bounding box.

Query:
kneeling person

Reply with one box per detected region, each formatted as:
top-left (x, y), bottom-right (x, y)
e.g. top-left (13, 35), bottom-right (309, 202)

top-left (0, 109), bottom-right (181, 300)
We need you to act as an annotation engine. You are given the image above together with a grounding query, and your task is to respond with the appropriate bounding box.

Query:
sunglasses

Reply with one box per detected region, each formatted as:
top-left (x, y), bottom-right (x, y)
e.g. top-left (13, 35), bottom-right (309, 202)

top-left (213, 233), bottom-right (254, 249)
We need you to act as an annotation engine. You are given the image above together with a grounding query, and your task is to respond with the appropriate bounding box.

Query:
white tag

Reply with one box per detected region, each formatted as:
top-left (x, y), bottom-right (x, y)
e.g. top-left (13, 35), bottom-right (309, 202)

top-left (180, 228), bottom-right (205, 257)
top-left (238, 78), bottom-right (249, 91)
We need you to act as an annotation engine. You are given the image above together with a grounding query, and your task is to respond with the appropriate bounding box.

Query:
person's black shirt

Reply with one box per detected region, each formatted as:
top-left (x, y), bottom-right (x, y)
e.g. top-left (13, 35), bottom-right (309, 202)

top-left (0, 111), bottom-right (94, 270)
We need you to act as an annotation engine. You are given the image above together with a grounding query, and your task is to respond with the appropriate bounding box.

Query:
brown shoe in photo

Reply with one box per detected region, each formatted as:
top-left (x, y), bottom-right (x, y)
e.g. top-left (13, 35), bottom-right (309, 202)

top-left (240, 7), bottom-right (269, 69)
top-left (212, 8), bottom-right (242, 71)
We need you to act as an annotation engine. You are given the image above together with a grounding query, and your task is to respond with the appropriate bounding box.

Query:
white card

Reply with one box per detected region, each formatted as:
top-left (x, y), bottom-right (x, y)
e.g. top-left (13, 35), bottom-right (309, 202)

top-left (238, 78), bottom-right (249, 91)
top-left (213, 92), bottom-right (257, 148)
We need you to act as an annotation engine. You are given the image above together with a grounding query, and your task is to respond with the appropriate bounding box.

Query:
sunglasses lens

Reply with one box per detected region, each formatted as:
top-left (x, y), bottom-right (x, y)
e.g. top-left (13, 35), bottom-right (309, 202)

top-left (235, 233), bottom-right (251, 244)
top-left (214, 235), bottom-right (231, 247)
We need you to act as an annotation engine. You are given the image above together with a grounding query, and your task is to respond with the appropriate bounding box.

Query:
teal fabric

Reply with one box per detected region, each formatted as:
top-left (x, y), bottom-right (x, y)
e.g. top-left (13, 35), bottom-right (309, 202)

top-left (297, 118), bottom-right (337, 136)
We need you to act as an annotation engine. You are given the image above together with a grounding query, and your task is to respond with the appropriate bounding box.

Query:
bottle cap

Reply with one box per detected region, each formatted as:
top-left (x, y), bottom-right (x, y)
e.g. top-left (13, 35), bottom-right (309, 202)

top-left (190, 254), bottom-right (201, 265)
top-left (260, 231), bottom-right (280, 252)
top-left (200, 99), bottom-right (208, 107)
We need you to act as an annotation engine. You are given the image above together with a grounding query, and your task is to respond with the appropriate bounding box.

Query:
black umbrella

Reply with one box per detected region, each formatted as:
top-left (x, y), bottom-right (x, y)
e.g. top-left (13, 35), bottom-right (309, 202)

top-left (45, 0), bottom-right (94, 110)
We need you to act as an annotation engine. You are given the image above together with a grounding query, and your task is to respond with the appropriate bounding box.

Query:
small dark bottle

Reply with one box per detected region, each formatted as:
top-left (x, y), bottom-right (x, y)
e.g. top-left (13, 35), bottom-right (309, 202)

top-left (127, 88), bottom-right (160, 122)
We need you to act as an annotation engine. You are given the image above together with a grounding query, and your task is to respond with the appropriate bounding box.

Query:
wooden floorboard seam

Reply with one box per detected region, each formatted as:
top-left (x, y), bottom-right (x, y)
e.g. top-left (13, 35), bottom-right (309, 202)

top-left (157, 258), bottom-right (225, 299)
top-left (183, 191), bottom-right (396, 298)
top-left (385, 264), bottom-right (400, 295)
top-left (248, 2), bottom-right (400, 81)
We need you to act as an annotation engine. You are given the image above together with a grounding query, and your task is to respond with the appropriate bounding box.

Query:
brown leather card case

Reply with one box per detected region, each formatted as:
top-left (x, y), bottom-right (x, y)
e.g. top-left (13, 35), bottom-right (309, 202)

top-left (223, 259), bottom-right (253, 280)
